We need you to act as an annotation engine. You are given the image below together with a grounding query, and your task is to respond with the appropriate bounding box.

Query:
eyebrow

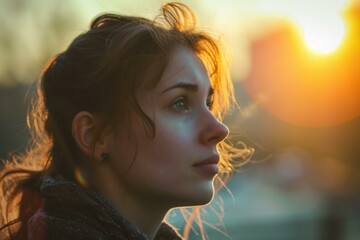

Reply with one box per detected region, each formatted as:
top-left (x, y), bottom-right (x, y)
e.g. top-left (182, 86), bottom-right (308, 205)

top-left (161, 82), bottom-right (214, 96)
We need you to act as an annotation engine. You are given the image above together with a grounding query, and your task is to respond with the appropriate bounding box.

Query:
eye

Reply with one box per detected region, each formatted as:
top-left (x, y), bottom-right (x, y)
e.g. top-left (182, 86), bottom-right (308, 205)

top-left (171, 97), bottom-right (189, 112)
top-left (206, 95), bottom-right (214, 110)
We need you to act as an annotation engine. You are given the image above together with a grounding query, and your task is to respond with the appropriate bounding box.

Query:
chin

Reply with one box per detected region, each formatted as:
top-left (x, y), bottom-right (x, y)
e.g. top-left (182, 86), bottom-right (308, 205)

top-left (194, 192), bottom-right (215, 206)
top-left (191, 181), bottom-right (216, 205)
top-left (176, 187), bottom-right (215, 207)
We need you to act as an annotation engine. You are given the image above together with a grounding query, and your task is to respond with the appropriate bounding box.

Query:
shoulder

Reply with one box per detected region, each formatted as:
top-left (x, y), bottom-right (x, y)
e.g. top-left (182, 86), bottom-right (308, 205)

top-left (28, 174), bottom-right (138, 240)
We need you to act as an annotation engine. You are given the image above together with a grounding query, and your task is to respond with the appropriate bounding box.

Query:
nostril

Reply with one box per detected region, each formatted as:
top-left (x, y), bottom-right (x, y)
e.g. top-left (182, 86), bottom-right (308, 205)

top-left (199, 111), bottom-right (230, 145)
top-left (217, 123), bottom-right (229, 142)
top-left (206, 121), bottom-right (229, 145)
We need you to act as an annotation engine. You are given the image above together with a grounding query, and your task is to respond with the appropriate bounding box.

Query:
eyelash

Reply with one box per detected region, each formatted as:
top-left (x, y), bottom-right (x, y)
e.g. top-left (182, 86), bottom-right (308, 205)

top-left (207, 96), bottom-right (214, 110)
top-left (171, 96), bottom-right (214, 113)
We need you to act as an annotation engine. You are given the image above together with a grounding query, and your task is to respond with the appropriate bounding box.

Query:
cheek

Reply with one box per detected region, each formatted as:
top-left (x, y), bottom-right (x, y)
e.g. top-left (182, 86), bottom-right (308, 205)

top-left (145, 115), bottom-right (196, 161)
top-left (115, 112), bottom-right (215, 206)
top-left (125, 115), bottom-right (195, 183)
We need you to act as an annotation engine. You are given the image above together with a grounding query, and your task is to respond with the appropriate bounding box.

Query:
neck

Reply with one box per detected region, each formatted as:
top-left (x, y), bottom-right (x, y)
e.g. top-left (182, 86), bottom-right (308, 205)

top-left (85, 166), bottom-right (168, 239)
top-left (108, 188), bottom-right (167, 239)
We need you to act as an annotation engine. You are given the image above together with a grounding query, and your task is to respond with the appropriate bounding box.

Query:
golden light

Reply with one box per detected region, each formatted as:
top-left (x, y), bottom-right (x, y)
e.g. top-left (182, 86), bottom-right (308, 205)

top-left (254, 0), bottom-right (348, 54)
top-left (74, 168), bottom-right (88, 187)
top-left (244, 2), bottom-right (360, 127)
top-left (298, 13), bottom-right (346, 54)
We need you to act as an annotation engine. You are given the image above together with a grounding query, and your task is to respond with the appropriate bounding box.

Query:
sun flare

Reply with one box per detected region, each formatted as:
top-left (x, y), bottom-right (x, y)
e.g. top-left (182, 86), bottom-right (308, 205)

top-left (300, 13), bottom-right (346, 54)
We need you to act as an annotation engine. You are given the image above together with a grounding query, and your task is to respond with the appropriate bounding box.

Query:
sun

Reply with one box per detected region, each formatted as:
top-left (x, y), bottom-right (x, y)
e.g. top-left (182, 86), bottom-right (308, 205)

top-left (298, 13), bottom-right (346, 54)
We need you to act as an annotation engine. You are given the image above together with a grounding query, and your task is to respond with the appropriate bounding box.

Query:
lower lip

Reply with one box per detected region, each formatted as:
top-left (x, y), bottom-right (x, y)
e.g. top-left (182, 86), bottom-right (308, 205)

top-left (193, 164), bottom-right (219, 175)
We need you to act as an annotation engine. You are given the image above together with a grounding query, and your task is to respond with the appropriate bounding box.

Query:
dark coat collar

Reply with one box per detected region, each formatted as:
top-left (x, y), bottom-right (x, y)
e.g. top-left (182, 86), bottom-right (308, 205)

top-left (28, 175), bottom-right (183, 240)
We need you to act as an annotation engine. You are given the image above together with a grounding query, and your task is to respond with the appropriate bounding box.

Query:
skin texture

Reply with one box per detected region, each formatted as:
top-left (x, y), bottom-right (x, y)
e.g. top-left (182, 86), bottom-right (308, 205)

top-left (72, 47), bottom-right (229, 239)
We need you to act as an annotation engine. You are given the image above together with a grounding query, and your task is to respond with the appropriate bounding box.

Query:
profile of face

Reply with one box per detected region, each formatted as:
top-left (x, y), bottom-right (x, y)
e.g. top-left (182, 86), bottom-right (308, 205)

top-left (105, 46), bottom-right (229, 210)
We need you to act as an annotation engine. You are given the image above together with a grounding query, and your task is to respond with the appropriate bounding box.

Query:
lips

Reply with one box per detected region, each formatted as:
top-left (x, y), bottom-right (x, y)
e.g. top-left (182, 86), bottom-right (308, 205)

top-left (193, 155), bottom-right (220, 167)
top-left (193, 155), bottom-right (220, 175)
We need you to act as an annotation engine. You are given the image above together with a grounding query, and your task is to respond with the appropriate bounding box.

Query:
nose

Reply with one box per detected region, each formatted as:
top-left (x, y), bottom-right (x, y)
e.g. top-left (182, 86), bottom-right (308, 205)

top-left (199, 112), bottom-right (229, 145)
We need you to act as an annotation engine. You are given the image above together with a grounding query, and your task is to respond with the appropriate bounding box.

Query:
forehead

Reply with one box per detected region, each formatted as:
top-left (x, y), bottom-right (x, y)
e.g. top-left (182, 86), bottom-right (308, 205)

top-left (156, 47), bottom-right (211, 90)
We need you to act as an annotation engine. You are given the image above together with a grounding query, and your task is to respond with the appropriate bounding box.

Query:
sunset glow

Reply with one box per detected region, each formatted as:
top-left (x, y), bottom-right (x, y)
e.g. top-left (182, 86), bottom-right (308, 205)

top-left (244, 1), bottom-right (360, 127)
top-left (298, 13), bottom-right (346, 54)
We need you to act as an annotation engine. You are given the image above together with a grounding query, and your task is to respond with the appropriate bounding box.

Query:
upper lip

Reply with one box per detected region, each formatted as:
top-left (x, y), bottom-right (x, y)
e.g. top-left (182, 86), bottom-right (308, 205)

top-left (193, 155), bottom-right (220, 167)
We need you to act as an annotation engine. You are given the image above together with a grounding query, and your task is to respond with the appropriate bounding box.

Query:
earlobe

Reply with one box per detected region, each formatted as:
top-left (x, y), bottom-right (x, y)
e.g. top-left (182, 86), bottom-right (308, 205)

top-left (71, 111), bottom-right (99, 158)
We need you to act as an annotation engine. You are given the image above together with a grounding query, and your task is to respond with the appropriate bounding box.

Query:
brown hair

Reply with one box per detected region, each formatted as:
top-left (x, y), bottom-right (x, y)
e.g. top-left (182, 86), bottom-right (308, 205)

top-left (0, 2), bottom-right (251, 239)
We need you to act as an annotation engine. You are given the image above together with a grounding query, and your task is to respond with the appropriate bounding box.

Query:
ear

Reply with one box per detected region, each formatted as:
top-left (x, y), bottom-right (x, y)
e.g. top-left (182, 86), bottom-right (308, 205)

top-left (71, 111), bottom-right (107, 161)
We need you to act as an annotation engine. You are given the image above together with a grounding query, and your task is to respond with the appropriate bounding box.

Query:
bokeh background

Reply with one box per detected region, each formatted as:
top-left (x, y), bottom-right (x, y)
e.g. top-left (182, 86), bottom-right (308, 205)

top-left (1, 0), bottom-right (360, 239)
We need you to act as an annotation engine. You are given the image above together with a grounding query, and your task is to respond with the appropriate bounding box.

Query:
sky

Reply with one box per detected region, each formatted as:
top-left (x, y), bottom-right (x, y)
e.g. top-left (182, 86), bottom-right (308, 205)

top-left (0, 0), bottom-right (353, 85)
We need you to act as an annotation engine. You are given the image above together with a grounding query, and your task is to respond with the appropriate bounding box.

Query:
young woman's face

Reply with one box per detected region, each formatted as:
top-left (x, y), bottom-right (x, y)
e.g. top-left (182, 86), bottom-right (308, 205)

top-left (108, 47), bottom-right (229, 209)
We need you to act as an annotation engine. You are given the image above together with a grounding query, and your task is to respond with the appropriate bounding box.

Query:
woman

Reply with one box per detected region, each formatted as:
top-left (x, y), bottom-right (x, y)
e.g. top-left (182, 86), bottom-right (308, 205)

top-left (0, 2), bottom-right (250, 240)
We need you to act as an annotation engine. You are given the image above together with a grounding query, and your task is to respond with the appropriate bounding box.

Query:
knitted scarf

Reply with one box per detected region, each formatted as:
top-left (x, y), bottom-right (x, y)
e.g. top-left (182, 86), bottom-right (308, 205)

top-left (27, 176), bottom-right (183, 240)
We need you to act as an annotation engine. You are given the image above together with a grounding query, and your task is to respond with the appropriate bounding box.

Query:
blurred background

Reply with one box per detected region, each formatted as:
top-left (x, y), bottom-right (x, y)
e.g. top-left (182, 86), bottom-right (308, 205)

top-left (1, 0), bottom-right (360, 239)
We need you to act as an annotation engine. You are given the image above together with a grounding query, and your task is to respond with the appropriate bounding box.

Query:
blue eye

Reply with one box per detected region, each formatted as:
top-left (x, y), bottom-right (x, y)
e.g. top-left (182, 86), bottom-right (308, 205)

top-left (206, 97), bottom-right (214, 110)
top-left (172, 97), bottom-right (189, 112)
